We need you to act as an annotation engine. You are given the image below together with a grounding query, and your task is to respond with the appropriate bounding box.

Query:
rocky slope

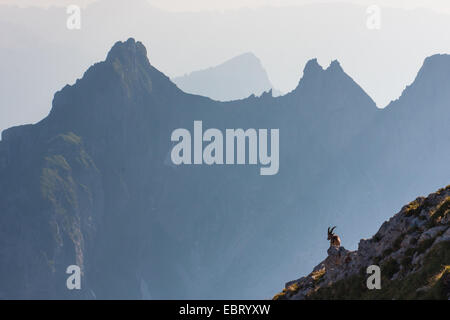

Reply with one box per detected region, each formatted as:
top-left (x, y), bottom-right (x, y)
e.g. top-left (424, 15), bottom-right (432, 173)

top-left (274, 185), bottom-right (450, 300)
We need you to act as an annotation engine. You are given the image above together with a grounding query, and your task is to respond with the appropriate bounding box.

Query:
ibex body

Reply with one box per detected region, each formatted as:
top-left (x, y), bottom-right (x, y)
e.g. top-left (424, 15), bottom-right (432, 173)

top-left (327, 226), bottom-right (341, 247)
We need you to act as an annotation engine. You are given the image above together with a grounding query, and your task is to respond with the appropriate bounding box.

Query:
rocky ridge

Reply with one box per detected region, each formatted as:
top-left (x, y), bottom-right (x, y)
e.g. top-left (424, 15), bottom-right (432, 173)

top-left (274, 185), bottom-right (450, 300)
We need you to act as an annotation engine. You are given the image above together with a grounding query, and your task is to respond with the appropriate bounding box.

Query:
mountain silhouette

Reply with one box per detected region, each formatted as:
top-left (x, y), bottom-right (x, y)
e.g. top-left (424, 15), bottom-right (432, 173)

top-left (172, 52), bottom-right (277, 101)
top-left (3, 1), bottom-right (450, 133)
top-left (0, 39), bottom-right (449, 299)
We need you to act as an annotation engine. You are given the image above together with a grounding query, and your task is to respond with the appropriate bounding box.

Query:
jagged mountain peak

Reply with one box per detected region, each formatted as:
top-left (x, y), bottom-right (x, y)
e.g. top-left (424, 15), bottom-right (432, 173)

top-left (302, 58), bottom-right (323, 75)
top-left (387, 53), bottom-right (450, 109)
top-left (291, 58), bottom-right (376, 110)
top-left (301, 58), bottom-right (343, 77)
top-left (172, 51), bottom-right (274, 101)
top-left (44, 39), bottom-right (180, 135)
top-left (57, 38), bottom-right (174, 95)
top-left (295, 57), bottom-right (349, 89)
top-left (327, 59), bottom-right (343, 72)
top-left (53, 38), bottom-right (155, 100)
top-left (106, 38), bottom-right (148, 65)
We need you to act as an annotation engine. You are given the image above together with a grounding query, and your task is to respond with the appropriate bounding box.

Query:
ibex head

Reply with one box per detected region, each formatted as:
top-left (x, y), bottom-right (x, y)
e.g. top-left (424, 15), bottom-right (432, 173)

top-left (327, 226), bottom-right (336, 240)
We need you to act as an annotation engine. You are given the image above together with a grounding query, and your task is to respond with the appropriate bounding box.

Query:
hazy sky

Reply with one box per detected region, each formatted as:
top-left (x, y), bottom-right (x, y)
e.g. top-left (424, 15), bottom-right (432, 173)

top-left (2, 0), bottom-right (450, 13)
top-left (2, 0), bottom-right (450, 133)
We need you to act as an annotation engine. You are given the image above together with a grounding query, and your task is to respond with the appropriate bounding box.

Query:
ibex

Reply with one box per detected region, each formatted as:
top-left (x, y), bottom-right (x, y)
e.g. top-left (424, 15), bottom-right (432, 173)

top-left (327, 226), bottom-right (341, 247)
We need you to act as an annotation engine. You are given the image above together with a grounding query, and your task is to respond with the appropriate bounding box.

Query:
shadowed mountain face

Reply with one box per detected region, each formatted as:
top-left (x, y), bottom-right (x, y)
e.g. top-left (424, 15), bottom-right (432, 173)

top-left (172, 52), bottom-right (276, 101)
top-left (0, 39), bottom-right (449, 299)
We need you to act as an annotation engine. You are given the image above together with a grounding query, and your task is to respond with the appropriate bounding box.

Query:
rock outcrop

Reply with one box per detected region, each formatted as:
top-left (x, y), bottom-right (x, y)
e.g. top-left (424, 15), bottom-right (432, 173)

top-left (274, 185), bottom-right (450, 300)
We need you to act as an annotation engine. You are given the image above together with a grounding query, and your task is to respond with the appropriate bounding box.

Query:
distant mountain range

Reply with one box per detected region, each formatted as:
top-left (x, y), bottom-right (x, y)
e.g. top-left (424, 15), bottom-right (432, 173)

top-left (3, 0), bottom-right (450, 133)
top-left (0, 38), bottom-right (449, 299)
top-left (172, 52), bottom-right (280, 101)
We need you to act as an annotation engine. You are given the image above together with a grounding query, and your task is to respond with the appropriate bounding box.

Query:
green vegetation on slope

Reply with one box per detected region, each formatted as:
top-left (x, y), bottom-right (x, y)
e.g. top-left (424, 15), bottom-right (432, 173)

top-left (307, 241), bottom-right (450, 300)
